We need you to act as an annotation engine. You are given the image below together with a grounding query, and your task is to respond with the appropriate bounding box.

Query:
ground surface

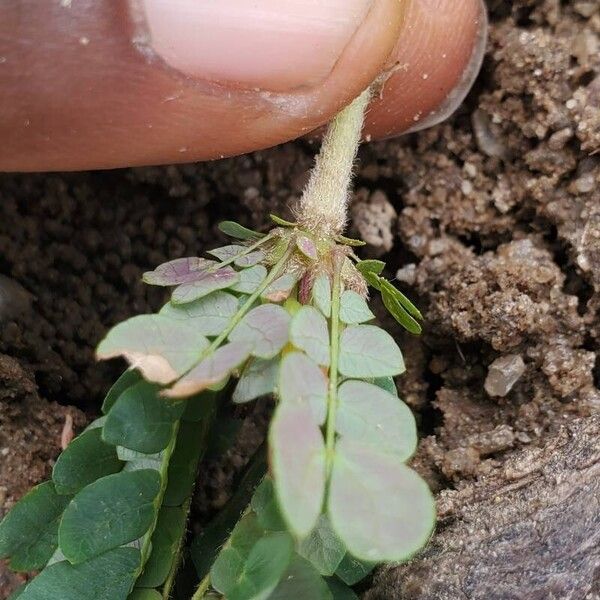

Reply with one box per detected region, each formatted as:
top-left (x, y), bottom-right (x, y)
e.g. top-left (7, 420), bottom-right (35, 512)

top-left (1, 0), bottom-right (599, 598)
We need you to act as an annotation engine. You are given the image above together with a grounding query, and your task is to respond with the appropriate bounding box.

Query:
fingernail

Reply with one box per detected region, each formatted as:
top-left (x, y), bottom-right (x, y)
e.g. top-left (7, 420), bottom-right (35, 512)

top-left (407, 0), bottom-right (488, 133)
top-left (131, 0), bottom-right (373, 92)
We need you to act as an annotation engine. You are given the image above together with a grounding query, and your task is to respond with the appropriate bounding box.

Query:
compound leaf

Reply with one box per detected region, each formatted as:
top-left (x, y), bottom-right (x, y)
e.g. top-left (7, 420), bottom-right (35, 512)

top-left (339, 291), bottom-right (374, 325)
top-left (328, 440), bottom-right (435, 563)
top-left (59, 469), bottom-right (161, 563)
top-left (0, 482), bottom-right (70, 572)
top-left (164, 342), bottom-right (251, 398)
top-left (336, 380), bottom-right (417, 461)
top-left (103, 380), bottom-right (184, 453)
top-left (17, 547), bottom-right (140, 600)
top-left (229, 304), bottom-right (291, 359)
top-left (233, 357), bottom-right (279, 404)
top-left (53, 428), bottom-right (123, 495)
top-left (290, 306), bottom-right (330, 367)
top-left (269, 402), bottom-right (326, 538)
top-left (172, 267), bottom-right (239, 305)
top-left (159, 291), bottom-right (238, 336)
top-left (338, 325), bottom-right (405, 378)
top-left (278, 351), bottom-right (328, 424)
top-left (218, 221), bottom-right (264, 241)
top-left (96, 315), bottom-right (209, 385)
top-left (298, 515), bottom-right (346, 577)
top-left (143, 257), bottom-right (214, 286)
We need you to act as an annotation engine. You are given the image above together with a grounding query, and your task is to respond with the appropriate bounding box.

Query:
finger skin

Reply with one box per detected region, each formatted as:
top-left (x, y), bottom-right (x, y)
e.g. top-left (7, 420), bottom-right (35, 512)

top-left (0, 0), bottom-right (484, 171)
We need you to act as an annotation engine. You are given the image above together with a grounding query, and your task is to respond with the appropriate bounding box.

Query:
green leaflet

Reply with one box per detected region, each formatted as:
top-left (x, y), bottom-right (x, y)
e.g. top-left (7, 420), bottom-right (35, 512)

top-left (102, 370), bottom-right (142, 414)
top-left (96, 315), bottom-right (210, 385)
top-left (339, 290), bottom-right (375, 325)
top-left (17, 547), bottom-right (141, 600)
top-left (335, 235), bottom-right (366, 247)
top-left (325, 577), bottom-right (360, 599)
top-left (278, 351), bottom-right (328, 425)
top-left (267, 554), bottom-right (332, 600)
top-left (355, 259), bottom-right (385, 276)
top-left (171, 266), bottom-right (240, 305)
top-left (269, 214), bottom-right (296, 227)
top-left (338, 325), bottom-right (405, 378)
top-left (212, 531), bottom-right (294, 600)
top-left (218, 221), bottom-right (264, 241)
top-left (229, 304), bottom-right (291, 359)
top-left (269, 402), bottom-right (326, 538)
top-left (297, 515), bottom-right (346, 577)
top-left (250, 478), bottom-right (287, 532)
top-left (336, 380), bottom-right (417, 461)
top-left (334, 554), bottom-right (375, 586)
top-left (233, 357), bottom-right (279, 404)
top-left (261, 273), bottom-right (297, 303)
top-left (159, 291), bottom-right (238, 336)
top-left (164, 342), bottom-right (251, 399)
top-left (0, 481), bottom-right (71, 572)
top-left (312, 273), bottom-right (332, 317)
top-left (381, 286), bottom-right (422, 335)
top-left (103, 380), bottom-right (185, 454)
top-left (59, 470), bottom-right (161, 564)
top-left (290, 306), bottom-right (330, 367)
top-left (52, 427), bottom-right (123, 495)
top-left (136, 506), bottom-right (187, 588)
top-left (230, 265), bottom-right (268, 294)
top-left (328, 440), bottom-right (435, 563)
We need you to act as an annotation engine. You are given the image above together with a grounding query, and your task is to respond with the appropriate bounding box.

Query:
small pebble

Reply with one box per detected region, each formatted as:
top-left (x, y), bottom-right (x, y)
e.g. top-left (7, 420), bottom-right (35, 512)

top-left (485, 354), bottom-right (526, 397)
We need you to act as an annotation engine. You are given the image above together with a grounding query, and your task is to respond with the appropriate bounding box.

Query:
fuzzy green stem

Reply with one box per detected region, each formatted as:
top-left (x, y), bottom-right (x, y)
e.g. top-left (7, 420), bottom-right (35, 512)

top-left (297, 89), bottom-right (371, 237)
top-left (325, 255), bottom-right (343, 476)
top-left (191, 574), bottom-right (212, 600)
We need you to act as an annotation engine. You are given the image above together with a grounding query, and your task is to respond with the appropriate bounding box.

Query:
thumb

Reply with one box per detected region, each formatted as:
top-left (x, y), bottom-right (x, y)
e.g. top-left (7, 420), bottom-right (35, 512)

top-left (1, 0), bottom-right (403, 171)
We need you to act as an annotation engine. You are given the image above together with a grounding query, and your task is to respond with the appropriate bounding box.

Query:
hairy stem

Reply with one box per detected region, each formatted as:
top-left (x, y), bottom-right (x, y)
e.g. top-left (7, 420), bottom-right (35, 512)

top-left (325, 255), bottom-right (343, 476)
top-left (297, 89), bottom-right (371, 237)
top-left (191, 573), bottom-right (213, 600)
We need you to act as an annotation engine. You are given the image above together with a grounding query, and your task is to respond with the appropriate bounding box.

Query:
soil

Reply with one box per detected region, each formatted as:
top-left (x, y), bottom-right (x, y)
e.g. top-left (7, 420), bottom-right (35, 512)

top-left (1, 0), bottom-right (599, 598)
